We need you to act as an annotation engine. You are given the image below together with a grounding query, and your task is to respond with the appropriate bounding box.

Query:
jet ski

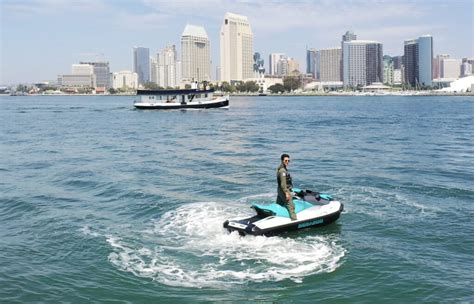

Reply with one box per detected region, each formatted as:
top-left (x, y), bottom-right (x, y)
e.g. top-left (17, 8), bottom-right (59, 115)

top-left (223, 188), bottom-right (343, 236)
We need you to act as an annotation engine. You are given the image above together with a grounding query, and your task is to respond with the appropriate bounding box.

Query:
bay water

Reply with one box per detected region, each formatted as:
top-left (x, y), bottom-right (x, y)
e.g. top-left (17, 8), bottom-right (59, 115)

top-left (1, 95), bottom-right (473, 303)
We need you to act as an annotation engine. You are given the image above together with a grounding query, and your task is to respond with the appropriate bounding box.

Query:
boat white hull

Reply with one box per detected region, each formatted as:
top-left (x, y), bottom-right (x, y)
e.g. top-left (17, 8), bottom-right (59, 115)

top-left (134, 96), bottom-right (229, 110)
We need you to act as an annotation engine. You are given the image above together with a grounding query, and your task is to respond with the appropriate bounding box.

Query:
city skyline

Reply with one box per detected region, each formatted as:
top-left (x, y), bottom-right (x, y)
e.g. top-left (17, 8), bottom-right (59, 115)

top-left (1, 0), bottom-right (473, 84)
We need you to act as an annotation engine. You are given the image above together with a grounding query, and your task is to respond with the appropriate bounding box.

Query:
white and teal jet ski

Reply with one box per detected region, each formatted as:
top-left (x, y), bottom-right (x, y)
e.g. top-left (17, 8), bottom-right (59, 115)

top-left (223, 189), bottom-right (343, 236)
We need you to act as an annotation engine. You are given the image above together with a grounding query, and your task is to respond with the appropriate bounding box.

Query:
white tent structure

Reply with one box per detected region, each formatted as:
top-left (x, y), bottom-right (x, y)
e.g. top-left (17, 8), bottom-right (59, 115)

top-left (438, 76), bottom-right (474, 93)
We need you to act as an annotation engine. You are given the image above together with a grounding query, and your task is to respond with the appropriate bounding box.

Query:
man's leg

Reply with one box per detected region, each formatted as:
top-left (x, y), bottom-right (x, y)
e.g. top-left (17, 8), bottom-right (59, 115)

top-left (286, 197), bottom-right (297, 220)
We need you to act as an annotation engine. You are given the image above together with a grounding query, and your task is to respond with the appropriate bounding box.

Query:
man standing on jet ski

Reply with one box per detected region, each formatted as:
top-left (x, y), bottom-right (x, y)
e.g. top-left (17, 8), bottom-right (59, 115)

top-left (276, 154), bottom-right (297, 220)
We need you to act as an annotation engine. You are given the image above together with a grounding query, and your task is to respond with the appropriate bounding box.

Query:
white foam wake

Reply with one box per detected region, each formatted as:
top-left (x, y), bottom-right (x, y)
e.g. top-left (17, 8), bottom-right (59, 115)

top-left (107, 200), bottom-right (345, 288)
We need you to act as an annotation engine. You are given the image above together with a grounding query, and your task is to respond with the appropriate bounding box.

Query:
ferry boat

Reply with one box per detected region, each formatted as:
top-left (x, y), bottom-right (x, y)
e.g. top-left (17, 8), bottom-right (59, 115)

top-left (134, 88), bottom-right (229, 110)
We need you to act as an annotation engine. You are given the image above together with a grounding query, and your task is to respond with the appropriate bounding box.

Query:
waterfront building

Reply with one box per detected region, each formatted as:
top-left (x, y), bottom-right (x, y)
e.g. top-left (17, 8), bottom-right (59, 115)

top-left (150, 57), bottom-right (158, 84)
top-left (342, 31), bottom-right (357, 43)
top-left (433, 54), bottom-right (449, 79)
top-left (58, 74), bottom-right (96, 88)
top-left (112, 71), bottom-right (138, 89)
top-left (461, 62), bottom-right (472, 77)
top-left (219, 12), bottom-right (254, 82)
top-left (80, 61), bottom-right (111, 88)
top-left (253, 52), bottom-right (265, 77)
top-left (181, 24), bottom-right (211, 83)
top-left (461, 58), bottom-right (473, 77)
top-left (72, 64), bottom-right (94, 75)
top-left (216, 66), bottom-right (221, 83)
top-left (306, 48), bottom-right (317, 77)
top-left (393, 69), bottom-right (402, 85)
top-left (403, 35), bottom-right (433, 87)
top-left (383, 56), bottom-right (394, 85)
top-left (417, 35), bottom-right (433, 86)
top-left (441, 58), bottom-right (461, 79)
top-left (287, 58), bottom-right (300, 74)
top-left (58, 63), bottom-right (96, 88)
top-left (133, 46), bottom-right (150, 86)
top-left (269, 53), bottom-right (285, 76)
top-left (314, 48), bottom-right (341, 82)
top-left (341, 31), bottom-right (357, 81)
top-left (276, 55), bottom-right (289, 76)
top-left (392, 56), bottom-right (403, 70)
top-left (157, 45), bottom-right (177, 88)
top-left (175, 60), bottom-right (182, 86)
top-left (244, 75), bottom-right (283, 92)
top-left (343, 40), bottom-right (383, 87)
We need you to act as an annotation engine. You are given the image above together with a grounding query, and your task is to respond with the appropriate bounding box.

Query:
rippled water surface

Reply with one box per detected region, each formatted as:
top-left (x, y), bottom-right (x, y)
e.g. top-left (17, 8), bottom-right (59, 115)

top-left (1, 95), bottom-right (473, 303)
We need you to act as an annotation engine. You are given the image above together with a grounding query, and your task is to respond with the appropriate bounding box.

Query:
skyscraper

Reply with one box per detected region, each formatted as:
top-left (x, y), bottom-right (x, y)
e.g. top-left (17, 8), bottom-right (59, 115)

top-left (306, 48), bottom-right (317, 77)
top-left (315, 48), bottom-right (342, 82)
top-left (220, 12), bottom-right (254, 82)
top-left (181, 24), bottom-right (211, 83)
top-left (383, 56), bottom-right (394, 85)
top-left (403, 35), bottom-right (433, 87)
top-left (269, 53), bottom-right (285, 76)
top-left (253, 52), bottom-right (265, 76)
top-left (133, 46), bottom-right (150, 86)
top-left (433, 54), bottom-right (450, 79)
top-left (158, 45), bottom-right (177, 88)
top-left (341, 31), bottom-right (357, 81)
top-left (276, 55), bottom-right (289, 76)
top-left (342, 31), bottom-right (357, 43)
top-left (343, 40), bottom-right (383, 87)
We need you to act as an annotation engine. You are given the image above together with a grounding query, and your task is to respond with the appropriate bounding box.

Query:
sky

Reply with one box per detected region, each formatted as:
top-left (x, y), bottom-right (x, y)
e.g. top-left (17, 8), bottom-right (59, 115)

top-left (1, 0), bottom-right (473, 84)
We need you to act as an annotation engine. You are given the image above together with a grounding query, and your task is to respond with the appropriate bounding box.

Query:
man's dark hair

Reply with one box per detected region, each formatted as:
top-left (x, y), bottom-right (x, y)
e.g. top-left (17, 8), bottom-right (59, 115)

top-left (281, 153), bottom-right (290, 161)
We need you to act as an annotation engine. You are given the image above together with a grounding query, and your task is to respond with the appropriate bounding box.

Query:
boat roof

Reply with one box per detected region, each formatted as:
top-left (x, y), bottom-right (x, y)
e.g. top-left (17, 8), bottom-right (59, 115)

top-left (136, 88), bottom-right (215, 95)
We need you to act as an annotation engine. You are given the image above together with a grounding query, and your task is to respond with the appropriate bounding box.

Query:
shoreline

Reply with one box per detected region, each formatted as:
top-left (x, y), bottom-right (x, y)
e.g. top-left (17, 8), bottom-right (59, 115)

top-left (2, 92), bottom-right (473, 97)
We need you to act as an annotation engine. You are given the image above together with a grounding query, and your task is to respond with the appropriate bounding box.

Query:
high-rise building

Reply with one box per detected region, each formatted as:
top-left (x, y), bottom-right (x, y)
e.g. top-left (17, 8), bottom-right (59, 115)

top-left (383, 56), bottom-right (394, 85)
top-left (269, 53), bottom-right (285, 76)
top-left (392, 56), bottom-right (403, 70)
top-left (403, 35), bottom-right (433, 87)
top-left (306, 48), bottom-right (317, 77)
top-left (343, 40), bottom-right (383, 87)
top-left (315, 48), bottom-right (342, 82)
top-left (393, 69), bottom-right (402, 85)
top-left (404, 39), bottom-right (418, 86)
top-left (157, 45), bottom-right (177, 88)
top-left (341, 31), bottom-right (357, 81)
top-left (80, 61), bottom-right (111, 88)
top-left (276, 55), bottom-right (288, 76)
top-left (418, 35), bottom-right (433, 86)
top-left (253, 52), bottom-right (265, 76)
top-left (150, 57), bottom-right (158, 84)
top-left (181, 24), bottom-right (211, 83)
top-left (433, 54), bottom-right (449, 79)
top-left (342, 31), bottom-right (357, 43)
top-left (461, 58), bottom-right (474, 76)
top-left (220, 12), bottom-right (253, 82)
top-left (133, 46), bottom-right (150, 86)
top-left (287, 58), bottom-right (300, 74)
top-left (441, 59), bottom-right (461, 79)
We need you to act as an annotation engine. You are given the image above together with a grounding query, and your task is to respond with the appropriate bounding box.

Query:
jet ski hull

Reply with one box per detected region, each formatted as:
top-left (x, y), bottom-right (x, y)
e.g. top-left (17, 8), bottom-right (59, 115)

top-left (224, 193), bottom-right (344, 236)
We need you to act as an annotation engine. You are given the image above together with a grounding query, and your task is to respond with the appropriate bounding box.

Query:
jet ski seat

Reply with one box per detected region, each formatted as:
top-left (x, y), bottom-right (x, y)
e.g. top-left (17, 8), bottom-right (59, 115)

top-left (251, 199), bottom-right (314, 218)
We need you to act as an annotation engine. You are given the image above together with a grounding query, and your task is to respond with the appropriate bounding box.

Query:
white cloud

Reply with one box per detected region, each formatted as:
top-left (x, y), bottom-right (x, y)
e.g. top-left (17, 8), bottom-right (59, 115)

top-left (3, 0), bottom-right (109, 16)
